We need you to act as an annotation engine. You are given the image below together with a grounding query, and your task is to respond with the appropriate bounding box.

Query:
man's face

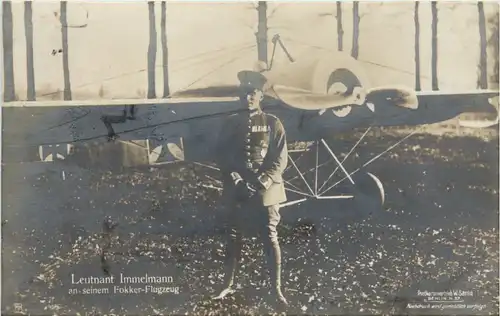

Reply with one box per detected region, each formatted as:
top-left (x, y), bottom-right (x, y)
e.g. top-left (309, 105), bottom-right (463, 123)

top-left (245, 88), bottom-right (263, 110)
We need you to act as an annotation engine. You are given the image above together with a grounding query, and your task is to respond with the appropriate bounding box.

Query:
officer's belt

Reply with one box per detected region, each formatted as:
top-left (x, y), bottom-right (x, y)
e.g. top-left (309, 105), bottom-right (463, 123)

top-left (245, 161), bottom-right (263, 172)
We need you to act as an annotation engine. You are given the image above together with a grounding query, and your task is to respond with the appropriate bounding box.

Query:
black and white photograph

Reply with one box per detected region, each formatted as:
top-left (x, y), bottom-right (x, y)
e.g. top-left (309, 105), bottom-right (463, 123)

top-left (1, 1), bottom-right (499, 315)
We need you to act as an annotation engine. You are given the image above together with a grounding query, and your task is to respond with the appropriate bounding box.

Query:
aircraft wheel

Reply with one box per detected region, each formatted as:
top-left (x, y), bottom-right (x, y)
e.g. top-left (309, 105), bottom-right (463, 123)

top-left (282, 173), bottom-right (385, 225)
top-left (342, 171), bottom-right (385, 218)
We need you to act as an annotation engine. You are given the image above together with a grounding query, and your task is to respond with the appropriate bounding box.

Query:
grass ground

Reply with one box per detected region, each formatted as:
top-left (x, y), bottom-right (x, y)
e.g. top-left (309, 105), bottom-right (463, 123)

top-left (1, 125), bottom-right (498, 315)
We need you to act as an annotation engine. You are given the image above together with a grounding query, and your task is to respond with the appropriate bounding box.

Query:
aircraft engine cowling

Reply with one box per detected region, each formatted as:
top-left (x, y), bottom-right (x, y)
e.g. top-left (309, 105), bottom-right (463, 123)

top-left (262, 51), bottom-right (372, 111)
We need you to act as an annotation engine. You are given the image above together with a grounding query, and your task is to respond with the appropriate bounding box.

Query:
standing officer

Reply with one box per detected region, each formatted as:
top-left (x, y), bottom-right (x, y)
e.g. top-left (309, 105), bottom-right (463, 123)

top-left (213, 70), bottom-right (288, 307)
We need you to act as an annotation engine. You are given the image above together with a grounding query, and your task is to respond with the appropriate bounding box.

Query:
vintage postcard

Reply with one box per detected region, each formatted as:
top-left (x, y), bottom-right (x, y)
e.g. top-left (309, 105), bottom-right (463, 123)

top-left (1, 1), bottom-right (499, 315)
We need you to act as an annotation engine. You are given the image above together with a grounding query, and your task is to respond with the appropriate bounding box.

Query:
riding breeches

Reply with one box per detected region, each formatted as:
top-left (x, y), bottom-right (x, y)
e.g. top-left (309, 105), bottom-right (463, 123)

top-left (222, 198), bottom-right (283, 289)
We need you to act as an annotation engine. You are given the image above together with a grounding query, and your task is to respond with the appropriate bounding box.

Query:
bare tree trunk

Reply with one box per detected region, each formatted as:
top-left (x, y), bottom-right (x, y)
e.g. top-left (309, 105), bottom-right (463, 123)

top-left (147, 1), bottom-right (157, 99)
top-left (414, 1), bottom-right (421, 91)
top-left (488, 12), bottom-right (499, 87)
top-left (477, 1), bottom-right (488, 89)
top-left (24, 1), bottom-right (36, 100)
top-left (256, 2), bottom-right (268, 64)
top-left (3, 0), bottom-right (16, 101)
top-left (431, 1), bottom-right (439, 91)
top-left (351, 1), bottom-right (360, 59)
top-left (336, 1), bottom-right (343, 51)
top-left (60, 1), bottom-right (72, 100)
top-left (161, 1), bottom-right (170, 97)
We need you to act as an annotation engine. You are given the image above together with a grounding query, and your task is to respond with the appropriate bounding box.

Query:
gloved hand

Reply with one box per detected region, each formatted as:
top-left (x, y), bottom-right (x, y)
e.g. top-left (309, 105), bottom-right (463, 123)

top-left (231, 172), bottom-right (256, 202)
top-left (236, 181), bottom-right (256, 202)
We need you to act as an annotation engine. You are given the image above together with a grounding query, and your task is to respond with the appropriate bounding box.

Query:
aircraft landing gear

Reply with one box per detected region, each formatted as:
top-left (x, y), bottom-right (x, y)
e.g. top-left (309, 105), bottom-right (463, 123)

top-left (281, 127), bottom-right (416, 216)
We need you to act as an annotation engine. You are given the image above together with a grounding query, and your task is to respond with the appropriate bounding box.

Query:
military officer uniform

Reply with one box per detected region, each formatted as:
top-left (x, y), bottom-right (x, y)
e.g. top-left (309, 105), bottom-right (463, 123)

top-left (214, 71), bottom-right (288, 305)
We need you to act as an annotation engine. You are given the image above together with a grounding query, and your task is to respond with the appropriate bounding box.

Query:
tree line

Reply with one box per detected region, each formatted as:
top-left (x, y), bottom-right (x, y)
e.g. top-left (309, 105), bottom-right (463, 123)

top-left (257, 1), bottom-right (494, 92)
top-left (2, 1), bottom-right (496, 101)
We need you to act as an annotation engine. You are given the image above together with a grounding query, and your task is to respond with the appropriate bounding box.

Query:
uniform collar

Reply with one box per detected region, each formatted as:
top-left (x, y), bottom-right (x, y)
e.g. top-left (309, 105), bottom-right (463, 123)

top-left (249, 108), bottom-right (262, 117)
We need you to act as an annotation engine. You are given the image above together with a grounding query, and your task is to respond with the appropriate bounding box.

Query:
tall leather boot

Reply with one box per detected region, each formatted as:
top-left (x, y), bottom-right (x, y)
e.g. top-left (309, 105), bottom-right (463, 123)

top-left (213, 229), bottom-right (242, 300)
top-left (262, 205), bottom-right (288, 307)
top-left (265, 233), bottom-right (288, 307)
top-left (270, 250), bottom-right (288, 306)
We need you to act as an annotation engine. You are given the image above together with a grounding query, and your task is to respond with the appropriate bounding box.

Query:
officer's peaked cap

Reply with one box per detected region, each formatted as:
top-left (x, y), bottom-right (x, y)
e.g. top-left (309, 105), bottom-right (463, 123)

top-left (237, 70), bottom-right (267, 93)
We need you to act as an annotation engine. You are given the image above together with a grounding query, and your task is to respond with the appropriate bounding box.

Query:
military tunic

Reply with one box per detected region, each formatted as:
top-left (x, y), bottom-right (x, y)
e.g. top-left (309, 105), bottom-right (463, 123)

top-left (217, 110), bottom-right (288, 207)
